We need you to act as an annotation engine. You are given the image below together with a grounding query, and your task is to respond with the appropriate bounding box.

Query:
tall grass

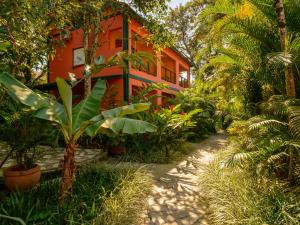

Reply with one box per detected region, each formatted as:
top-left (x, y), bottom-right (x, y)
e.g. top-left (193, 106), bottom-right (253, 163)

top-left (199, 152), bottom-right (300, 225)
top-left (0, 164), bottom-right (152, 225)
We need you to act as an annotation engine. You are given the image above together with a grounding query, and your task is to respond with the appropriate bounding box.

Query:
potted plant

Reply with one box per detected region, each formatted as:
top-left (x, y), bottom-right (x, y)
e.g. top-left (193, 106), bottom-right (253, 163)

top-left (1, 109), bottom-right (44, 191)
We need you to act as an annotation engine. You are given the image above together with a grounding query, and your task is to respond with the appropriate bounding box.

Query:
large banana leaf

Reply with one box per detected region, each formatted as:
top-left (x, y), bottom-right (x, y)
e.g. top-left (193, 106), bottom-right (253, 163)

top-left (56, 78), bottom-right (72, 131)
top-left (100, 117), bottom-right (157, 134)
top-left (72, 79), bottom-right (106, 131)
top-left (101, 103), bottom-right (150, 119)
top-left (0, 72), bottom-right (65, 123)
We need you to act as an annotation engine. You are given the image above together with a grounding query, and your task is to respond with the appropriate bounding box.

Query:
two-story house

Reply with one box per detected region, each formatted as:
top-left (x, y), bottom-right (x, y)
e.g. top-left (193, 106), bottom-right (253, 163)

top-left (48, 5), bottom-right (191, 105)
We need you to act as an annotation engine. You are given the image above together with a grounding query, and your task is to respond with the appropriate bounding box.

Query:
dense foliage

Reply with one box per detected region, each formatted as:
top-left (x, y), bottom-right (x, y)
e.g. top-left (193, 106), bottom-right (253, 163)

top-left (0, 165), bottom-right (152, 225)
top-left (120, 83), bottom-right (217, 163)
top-left (199, 153), bottom-right (300, 225)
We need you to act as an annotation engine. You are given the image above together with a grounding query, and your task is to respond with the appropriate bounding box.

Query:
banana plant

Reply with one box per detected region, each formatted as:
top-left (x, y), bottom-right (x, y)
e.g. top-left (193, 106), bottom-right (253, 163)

top-left (0, 72), bottom-right (156, 201)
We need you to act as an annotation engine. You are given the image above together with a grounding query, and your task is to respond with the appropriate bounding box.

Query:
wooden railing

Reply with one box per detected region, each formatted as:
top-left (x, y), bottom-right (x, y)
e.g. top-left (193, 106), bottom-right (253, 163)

top-left (161, 66), bottom-right (176, 84)
top-left (179, 76), bottom-right (189, 88)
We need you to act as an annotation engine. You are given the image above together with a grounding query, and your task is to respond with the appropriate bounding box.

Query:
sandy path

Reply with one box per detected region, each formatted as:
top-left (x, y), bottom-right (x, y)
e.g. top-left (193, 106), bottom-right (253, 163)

top-left (143, 134), bottom-right (227, 225)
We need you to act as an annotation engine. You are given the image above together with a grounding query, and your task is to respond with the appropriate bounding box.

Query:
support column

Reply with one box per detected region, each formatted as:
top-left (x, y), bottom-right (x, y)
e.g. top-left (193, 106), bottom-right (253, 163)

top-left (157, 52), bottom-right (161, 79)
top-left (123, 15), bottom-right (129, 102)
top-left (176, 61), bottom-right (180, 86)
top-left (157, 90), bottom-right (162, 105)
top-left (187, 69), bottom-right (191, 87)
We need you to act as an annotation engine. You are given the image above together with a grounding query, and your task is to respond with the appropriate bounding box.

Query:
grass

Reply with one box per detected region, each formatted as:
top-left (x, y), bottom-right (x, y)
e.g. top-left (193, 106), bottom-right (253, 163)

top-left (0, 164), bottom-right (152, 225)
top-left (122, 142), bottom-right (193, 164)
top-left (199, 151), bottom-right (300, 225)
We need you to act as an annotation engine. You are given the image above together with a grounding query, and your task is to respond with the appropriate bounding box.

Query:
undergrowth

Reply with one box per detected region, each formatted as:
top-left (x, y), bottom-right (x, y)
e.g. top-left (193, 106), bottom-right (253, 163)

top-left (122, 142), bottom-right (193, 163)
top-left (199, 150), bottom-right (300, 225)
top-left (0, 164), bottom-right (152, 225)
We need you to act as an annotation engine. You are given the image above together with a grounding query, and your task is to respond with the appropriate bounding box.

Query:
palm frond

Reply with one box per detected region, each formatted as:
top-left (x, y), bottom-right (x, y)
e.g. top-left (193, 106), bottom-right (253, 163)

top-left (248, 119), bottom-right (288, 132)
top-left (289, 106), bottom-right (300, 141)
top-left (221, 151), bottom-right (259, 168)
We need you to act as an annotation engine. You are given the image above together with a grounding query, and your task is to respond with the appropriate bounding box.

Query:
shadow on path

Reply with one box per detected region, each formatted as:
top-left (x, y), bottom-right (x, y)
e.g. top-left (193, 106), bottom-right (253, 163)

top-left (143, 133), bottom-right (227, 225)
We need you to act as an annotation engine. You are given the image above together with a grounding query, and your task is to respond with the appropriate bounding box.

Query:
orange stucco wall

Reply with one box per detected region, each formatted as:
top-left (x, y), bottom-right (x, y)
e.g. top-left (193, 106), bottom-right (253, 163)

top-left (128, 18), bottom-right (190, 91)
top-left (49, 13), bottom-right (190, 106)
top-left (49, 14), bottom-right (124, 83)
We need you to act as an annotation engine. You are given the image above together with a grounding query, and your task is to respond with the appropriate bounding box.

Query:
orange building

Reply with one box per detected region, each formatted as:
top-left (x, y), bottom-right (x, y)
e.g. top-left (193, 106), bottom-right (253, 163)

top-left (48, 6), bottom-right (191, 105)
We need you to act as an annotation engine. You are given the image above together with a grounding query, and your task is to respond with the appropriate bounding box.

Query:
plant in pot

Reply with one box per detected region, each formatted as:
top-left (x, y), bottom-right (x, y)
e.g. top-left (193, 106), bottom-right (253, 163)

top-left (1, 109), bottom-right (45, 191)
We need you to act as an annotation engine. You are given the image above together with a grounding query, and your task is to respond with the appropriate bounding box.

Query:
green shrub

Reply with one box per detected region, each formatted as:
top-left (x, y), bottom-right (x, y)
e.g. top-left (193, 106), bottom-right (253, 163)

top-left (199, 152), bottom-right (300, 225)
top-left (123, 105), bottom-right (197, 163)
top-left (0, 164), bottom-right (152, 225)
top-left (175, 90), bottom-right (217, 140)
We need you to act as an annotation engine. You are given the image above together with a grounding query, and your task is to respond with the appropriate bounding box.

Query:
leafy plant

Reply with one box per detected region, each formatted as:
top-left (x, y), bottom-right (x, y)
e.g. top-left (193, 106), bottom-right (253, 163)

top-left (0, 165), bottom-right (152, 225)
top-left (124, 104), bottom-right (199, 163)
top-left (223, 96), bottom-right (300, 181)
top-left (199, 151), bottom-right (300, 225)
top-left (0, 72), bottom-right (156, 201)
top-left (0, 95), bottom-right (58, 170)
top-left (175, 89), bottom-right (217, 140)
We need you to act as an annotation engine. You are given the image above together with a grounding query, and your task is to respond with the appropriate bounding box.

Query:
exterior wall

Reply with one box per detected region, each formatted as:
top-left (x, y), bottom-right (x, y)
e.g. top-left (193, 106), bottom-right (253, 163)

top-left (49, 14), bottom-right (124, 83)
top-left (48, 13), bottom-right (191, 106)
top-left (128, 18), bottom-right (190, 91)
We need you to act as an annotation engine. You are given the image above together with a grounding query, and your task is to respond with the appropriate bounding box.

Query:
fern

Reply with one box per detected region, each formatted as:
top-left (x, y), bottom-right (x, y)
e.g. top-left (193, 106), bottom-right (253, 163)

top-left (248, 119), bottom-right (288, 132)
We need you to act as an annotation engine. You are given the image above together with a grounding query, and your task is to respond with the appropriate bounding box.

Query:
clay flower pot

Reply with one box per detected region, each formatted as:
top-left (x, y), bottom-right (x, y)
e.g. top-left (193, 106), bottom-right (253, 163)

top-left (4, 164), bottom-right (41, 191)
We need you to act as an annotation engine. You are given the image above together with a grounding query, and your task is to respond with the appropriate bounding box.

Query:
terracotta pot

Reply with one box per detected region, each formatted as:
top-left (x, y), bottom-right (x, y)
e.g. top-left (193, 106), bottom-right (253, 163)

top-left (108, 145), bottom-right (126, 156)
top-left (4, 164), bottom-right (41, 191)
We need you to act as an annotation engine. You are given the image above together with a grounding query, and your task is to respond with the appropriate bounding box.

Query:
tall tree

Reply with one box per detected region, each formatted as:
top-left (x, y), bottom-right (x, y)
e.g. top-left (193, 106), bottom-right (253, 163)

top-left (165, 0), bottom-right (215, 76)
top-left (274, 0), bottom-right (296, 98)
top-left (0, 0), bottom-right (73, 85)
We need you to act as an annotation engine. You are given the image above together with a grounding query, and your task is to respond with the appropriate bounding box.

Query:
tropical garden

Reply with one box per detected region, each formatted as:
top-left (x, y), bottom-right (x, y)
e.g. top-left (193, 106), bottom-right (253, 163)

top-left (0, 0), bottom-right (300, 224)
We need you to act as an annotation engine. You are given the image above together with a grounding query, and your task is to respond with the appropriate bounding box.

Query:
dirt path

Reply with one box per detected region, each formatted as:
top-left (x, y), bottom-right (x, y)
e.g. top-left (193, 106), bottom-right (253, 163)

top-left (143, 133), bottom-right (227, 225)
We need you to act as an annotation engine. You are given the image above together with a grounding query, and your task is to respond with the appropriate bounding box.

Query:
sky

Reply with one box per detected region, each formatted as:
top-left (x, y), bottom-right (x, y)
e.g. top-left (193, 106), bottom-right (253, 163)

top-left (169, 0), bottom-right (189, 8)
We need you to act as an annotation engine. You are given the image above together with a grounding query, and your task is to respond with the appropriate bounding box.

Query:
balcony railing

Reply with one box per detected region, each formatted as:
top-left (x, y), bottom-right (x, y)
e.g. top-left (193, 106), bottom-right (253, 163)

top-left (179, 76), bottom-right (189, 88)
top-left (161, 66), bottom-right (176, 84)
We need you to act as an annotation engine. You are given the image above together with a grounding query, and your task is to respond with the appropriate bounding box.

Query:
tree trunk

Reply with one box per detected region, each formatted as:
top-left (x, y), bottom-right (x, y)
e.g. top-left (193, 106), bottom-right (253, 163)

top-left (288, 147), bottom-right (296, 182)
top-left (59, 141), bottom-right (76, 202)
top-left (83, 17), bottom-right (92, 97)
top-left (84, 76), bottom-right (91, 97)
top-left (274, 0), bottom-right (297, 182)
top-left (274, 0), bottom-right (296, 98)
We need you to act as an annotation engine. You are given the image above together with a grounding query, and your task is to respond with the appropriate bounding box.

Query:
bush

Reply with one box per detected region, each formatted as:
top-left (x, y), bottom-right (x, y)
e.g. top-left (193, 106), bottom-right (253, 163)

top-left (123, 105), bottom-right (197, 163)
top-left (199, 151), bottom-right (300, 225)
top-left (175, 90), bottom-right (217, 140)
top-left (0, 164), bottom-right (152, 225)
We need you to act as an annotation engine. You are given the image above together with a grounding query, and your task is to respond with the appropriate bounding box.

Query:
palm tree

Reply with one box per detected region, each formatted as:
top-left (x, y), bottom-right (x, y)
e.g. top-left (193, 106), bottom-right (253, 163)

top-left (274, 0), bottom-right (296, 97)
top-left (198, 0), bottom-right (300, 101)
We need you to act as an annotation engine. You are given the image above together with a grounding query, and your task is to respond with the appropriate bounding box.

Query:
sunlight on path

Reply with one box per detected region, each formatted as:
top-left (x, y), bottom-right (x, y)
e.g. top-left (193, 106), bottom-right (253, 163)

top-left (143, 134), bottom-right (227, 225)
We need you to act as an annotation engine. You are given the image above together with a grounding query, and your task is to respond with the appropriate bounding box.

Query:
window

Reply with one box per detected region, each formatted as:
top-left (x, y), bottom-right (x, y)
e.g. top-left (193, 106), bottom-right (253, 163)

top-left (73, 47), bottom-right (85, 67)
top-left (109, 29), bottom-right (123, 49)
top-left (115, 38), bottom-right (123, 48)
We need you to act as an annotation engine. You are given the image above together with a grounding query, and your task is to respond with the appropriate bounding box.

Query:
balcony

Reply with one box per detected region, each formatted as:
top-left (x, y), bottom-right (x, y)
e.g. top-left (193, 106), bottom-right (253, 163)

top-left (131, 33), bottom-right (157, 76)
top-left (179, 65), bottom-right (189, 88)
top-left (179, 76), bottom-right (189, 88)
top-left (161, 66), bottom-right (176, 84)
top-left (161, 53), bottom-right (176, 84)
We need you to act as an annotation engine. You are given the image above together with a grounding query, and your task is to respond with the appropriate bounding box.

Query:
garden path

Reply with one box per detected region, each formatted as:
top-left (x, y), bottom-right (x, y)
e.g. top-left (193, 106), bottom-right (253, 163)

top-left (143, 133), bottom-right (227, 225)
top-left (0, 143), bottom-right (105, 177)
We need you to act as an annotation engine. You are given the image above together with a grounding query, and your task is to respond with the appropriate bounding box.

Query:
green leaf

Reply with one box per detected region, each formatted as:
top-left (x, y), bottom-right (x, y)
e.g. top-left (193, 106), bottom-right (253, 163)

top-left (72, 79), bottom-right (106, 131)
top-left (0, 72), bottom-right (48, 109)
top-left (85, 114), bottom-right (107, 137)
top-left (56, 77), bottom-right (72, 130)
top-left (0, 41), bottom-right (11, 52)
top-left (100, 118), bottom-right (157, 134)
top-left (101, 103), bottom-right (150, 119)
top-left (0, 72), bottom-right (65, 123)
